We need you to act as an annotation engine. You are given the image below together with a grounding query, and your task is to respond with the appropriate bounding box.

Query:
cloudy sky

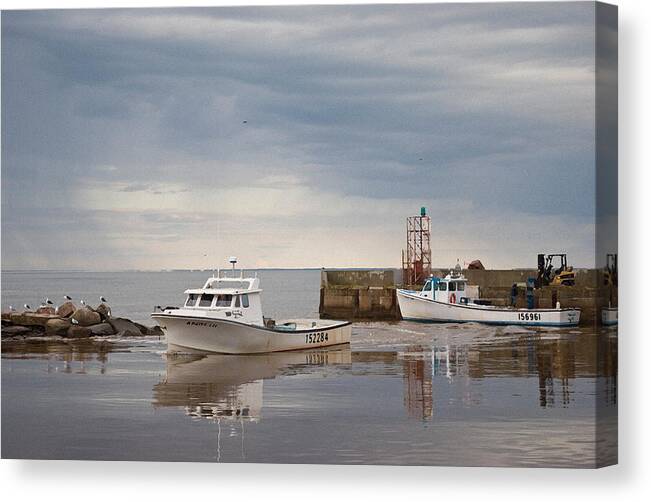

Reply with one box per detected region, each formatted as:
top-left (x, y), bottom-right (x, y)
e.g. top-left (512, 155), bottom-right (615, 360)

top-left (2, 3), bottom-right (608, 271)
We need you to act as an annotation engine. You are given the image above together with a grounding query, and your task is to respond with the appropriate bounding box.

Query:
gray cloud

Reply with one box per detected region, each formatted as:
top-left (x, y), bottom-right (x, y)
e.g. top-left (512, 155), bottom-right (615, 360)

top-left (1, 3), bottom-right (606, 270)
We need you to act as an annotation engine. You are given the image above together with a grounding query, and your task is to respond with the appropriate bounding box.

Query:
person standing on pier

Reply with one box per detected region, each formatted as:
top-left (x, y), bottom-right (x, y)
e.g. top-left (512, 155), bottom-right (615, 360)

top-left (511, 283), bottom-right (518, 307)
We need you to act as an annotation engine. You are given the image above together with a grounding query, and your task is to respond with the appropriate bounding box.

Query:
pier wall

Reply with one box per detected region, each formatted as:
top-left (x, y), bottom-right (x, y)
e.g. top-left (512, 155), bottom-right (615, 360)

top-left (319, 270), bottom-right (398, 320)
top-left (319, 268), bottom-right (615, 326)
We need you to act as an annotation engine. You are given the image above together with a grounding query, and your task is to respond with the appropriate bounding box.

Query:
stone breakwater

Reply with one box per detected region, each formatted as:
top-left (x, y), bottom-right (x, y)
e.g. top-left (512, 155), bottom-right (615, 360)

top-left (1, 302), bottom-right (162, 341)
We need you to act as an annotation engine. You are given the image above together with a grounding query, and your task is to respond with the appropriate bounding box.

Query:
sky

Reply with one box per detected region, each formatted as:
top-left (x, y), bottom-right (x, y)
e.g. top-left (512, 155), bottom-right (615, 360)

top-left (1, 2), bottom-right (614, 271)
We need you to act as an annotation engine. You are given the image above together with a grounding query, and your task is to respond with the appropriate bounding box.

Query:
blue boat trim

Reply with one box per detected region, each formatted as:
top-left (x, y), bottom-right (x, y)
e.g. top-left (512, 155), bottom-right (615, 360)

top-left (151, 313), bottom-right (351, 333)
top-left (397, 289), bottom-right (580, 313)
top-left (401, 317), bottom-right (579, 327)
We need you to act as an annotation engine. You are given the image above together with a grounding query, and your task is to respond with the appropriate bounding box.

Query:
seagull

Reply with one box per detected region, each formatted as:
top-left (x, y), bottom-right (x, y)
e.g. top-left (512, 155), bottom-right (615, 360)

top-left (100, 296), bottom-right (107, 303)
top-left (242, 120), bottom-right (248, 124)
top-left (46, 298), bottom-right (54, 305)
top-left (80, 300), bottom-right (86, 306)
top-left (64, 295), bottom-right (72, 301)
top-left (9, 305), bottom-right (15, 312)
top-left (24, 304), bottom-right (31, 310)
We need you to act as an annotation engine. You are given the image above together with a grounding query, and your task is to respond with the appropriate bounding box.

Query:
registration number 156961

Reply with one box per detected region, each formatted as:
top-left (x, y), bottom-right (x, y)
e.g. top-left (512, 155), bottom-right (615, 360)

top-left (517, 312), bottom-right (541, 321)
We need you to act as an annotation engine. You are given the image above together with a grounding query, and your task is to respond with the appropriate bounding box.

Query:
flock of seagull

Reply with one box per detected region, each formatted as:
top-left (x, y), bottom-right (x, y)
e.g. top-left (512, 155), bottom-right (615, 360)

top-left (8, 295), bottom-right (108, 313)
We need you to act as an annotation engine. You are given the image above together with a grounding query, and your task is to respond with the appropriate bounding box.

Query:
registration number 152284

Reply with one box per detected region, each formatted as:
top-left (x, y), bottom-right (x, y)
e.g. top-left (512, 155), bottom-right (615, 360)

top-left (305, 332), bottom-right (328, 344)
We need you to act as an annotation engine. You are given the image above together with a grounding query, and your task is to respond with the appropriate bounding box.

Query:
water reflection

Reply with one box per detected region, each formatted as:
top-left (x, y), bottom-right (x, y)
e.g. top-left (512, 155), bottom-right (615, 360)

top-left (152, 330), bottom-right (617, 429)
top-left (3, 328), bottom-right (617, 417)
top-left (152, 348), bottom-right (352, 461)
top-left (1, 338), bottom-right (119, 375)
top-left (153, 348), bottom-right (352, 421)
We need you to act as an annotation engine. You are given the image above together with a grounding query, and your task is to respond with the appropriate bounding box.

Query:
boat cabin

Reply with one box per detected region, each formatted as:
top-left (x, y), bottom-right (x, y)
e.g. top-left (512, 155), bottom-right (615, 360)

top-left (419, 272), bottom-right (469, 305)
top-left (180, 273), bottom-right (264, 326)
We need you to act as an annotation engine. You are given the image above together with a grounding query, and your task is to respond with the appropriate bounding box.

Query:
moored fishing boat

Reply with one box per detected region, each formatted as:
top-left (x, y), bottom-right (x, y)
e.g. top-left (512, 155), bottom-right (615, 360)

top-left (601, 306), bottom-right (618, 326)
top-left (397, 270), bottom-right (580, 327)
top-left (151, 258), bottom-right (351, 354)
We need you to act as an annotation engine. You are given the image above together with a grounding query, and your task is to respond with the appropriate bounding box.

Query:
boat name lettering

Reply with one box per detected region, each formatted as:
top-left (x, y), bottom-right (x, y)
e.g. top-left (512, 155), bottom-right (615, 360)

top-left (517, 312), bottom-right (541, 321)
top-left (305, 332), bottom-right (328, 344)
top-left (186, 320), bottom-right (221, 328)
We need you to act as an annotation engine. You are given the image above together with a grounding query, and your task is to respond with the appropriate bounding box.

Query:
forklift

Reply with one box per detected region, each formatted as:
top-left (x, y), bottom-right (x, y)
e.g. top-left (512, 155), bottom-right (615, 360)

top-left (536, 253), bottom-right (576, 287)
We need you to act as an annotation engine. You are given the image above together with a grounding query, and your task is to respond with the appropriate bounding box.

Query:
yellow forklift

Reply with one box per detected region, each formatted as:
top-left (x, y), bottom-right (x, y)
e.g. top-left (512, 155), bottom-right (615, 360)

top-left (536, 254), bottom-right (576, 287)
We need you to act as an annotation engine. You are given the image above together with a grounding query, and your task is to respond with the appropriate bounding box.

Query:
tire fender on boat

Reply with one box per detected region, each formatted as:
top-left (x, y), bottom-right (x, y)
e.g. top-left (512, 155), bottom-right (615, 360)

top-left (450, 293), bottom-right (457, 304)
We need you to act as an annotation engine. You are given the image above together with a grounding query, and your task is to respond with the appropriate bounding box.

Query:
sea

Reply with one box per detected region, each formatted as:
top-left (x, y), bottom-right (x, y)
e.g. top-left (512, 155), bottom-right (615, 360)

top-left (1, 269), bottom-right (617, 466)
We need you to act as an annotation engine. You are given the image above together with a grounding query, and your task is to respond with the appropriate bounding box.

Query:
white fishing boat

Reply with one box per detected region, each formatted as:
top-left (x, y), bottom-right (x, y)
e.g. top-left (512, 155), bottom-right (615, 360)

top-left (397, 270), bottom-right (580, 327)
top-left (601, 307), bottom-right (618, 326)
top-left (151, 258), bottom-right (351, 354)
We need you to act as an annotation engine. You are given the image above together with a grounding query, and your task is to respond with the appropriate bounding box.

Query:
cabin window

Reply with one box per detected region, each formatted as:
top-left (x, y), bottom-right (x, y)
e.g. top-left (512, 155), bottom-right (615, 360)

top-left (457, 282), bottom-right (465, 291)
top-left (438, 282), bottom-right (447, 291)
top-left (185, 294), bottom-right (199, 307)
top-left (449, 282), bottom-right (457, 292)
top-left (423, 280), bottom-right (432, 292)
top-left (199, 294), bottom-right (214, 307)
top-left (242, 294), bottom-right (250, 308)
top-left (215, 294), bottom-right (233, 307)
top-left (234, 295), bottom-right (241, 308)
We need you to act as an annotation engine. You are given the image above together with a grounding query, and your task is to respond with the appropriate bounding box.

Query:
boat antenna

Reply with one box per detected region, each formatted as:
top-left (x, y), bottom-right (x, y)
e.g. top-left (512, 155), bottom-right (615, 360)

top-left (229, 256), bottom-right (238, 278)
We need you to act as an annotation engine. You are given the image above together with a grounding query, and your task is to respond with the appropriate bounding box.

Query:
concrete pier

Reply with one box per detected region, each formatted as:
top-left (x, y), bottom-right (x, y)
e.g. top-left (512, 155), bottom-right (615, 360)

top-left (319, 268), bottom-right (616, 326)
top-left (319, 270), bottom-right (398, 320)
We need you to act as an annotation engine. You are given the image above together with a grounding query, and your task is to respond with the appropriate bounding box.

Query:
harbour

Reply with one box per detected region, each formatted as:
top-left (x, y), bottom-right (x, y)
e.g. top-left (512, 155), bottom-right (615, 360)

top-left (319, 266), bottom-right (613, 326)
top-left (1, 268), bottom-right (617, 466)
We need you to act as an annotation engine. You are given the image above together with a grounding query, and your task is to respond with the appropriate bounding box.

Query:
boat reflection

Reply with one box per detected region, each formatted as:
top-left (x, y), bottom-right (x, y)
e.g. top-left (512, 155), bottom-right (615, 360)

top-left (152, 347), bottom-right (353, 461)
top-left (407, 330), bottom-right (618, 415)
top-left (152, 347), bottom-right (352, 421)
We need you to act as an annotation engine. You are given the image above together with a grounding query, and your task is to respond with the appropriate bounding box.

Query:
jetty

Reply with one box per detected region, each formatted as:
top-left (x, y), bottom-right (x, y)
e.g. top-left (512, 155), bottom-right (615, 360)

top-left (319, 268), bottom-right (616, 327)
top-left (2, 302), bottom-right (162, 341)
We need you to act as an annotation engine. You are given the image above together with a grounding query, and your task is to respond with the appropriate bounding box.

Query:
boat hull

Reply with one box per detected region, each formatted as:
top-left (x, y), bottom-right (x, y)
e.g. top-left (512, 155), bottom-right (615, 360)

top-left (601, 307), bottom-right (618, 326)
top-left (151, 313), bottom-right (352, 354)
top-left (397, 290), bottom-right (580, 326)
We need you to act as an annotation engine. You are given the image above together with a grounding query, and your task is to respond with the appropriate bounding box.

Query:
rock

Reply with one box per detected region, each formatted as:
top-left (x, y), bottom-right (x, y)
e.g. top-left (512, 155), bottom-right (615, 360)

top-left (55, 301), bottom-right (76, 318)
top-left (71, 307), bottom-right (102, 327)
top-left (148, 325), bottom-right (164, 336)
top-left (133, 322), bottom-right (149, 335)
top-left (133, 322), bottom-right (164, 336)
top-left (88, 322), bottom-right (114, 336)
top-left (9, 312), bottom-right (60, 327)
top-left (2, 325), bottom-right (33, 338)
top-left (95, 303), bottom-right (112, 320)
top-left (66, 325), bottom-right (92, 338)
top-left (36, 306), bottom-right (56, 315)
top-left (107, 317), bottom-right (142, 337)
top-left (46, 318), bottom-right (72, 336)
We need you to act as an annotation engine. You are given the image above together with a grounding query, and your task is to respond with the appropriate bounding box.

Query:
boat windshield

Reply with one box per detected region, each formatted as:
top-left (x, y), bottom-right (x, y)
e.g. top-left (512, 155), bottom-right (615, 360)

top-left (215, 294), bottom-right (233, 307)
top-left (438, 282), bottom-right (447, 291)
top-left (199, 294), bottom-right (214, 307)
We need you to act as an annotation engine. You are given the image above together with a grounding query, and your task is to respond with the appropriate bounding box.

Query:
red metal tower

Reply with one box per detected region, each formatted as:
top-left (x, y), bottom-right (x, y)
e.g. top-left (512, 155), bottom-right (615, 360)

top-left (402, 207), bottom-right (432, 286)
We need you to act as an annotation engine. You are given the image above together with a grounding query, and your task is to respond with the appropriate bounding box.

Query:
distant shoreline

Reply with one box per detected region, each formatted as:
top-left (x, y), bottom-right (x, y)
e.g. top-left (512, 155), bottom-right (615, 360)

top-left (1, 267), bottom-right (401, 274)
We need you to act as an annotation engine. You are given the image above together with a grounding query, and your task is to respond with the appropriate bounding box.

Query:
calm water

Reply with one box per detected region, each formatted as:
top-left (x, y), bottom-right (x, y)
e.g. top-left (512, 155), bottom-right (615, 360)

top-left (1, 270), bottom-right (617, 466)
